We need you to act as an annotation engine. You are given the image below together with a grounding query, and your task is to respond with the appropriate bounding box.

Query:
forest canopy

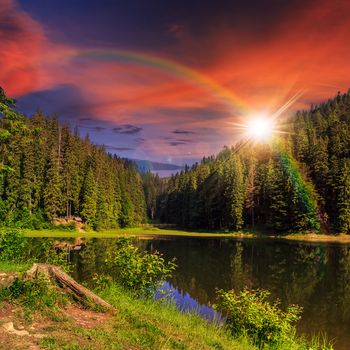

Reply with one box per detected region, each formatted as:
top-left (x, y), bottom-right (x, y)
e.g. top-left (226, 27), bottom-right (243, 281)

top-left (2, 87), bottom-right (350, 234)
top-left (0, 87), bottom-right (146, 230)
top-left (156, 90), bottom-right (350, 234)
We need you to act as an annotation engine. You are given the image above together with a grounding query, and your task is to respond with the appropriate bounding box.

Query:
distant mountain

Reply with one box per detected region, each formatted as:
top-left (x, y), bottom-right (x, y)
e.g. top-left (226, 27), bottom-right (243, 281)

top-left (131, 159), bottom-right (184, 173)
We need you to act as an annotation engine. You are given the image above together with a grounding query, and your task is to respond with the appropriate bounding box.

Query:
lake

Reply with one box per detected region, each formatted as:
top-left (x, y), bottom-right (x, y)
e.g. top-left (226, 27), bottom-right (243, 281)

top-left (69, 236), bottom-right (350, 350)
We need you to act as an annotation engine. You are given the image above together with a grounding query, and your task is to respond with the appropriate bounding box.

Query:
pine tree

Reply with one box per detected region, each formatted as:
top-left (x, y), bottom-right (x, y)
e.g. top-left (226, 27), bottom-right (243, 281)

top-left (80, 166), bottom-right (97, 227)
top-left (43, 147), bottom-right (61, 220)
top-left (336, 159), bottom-right (350, 233)
top-left (223, 154), bottom-right (245, 230)
top-left (265, 159), bottom-right (289, 232)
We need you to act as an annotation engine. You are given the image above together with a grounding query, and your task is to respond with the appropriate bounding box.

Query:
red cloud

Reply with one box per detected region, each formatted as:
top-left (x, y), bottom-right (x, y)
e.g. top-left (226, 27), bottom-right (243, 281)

top-left (2, 0), bottom-right (350, 162)
top-left (0, 0), bottom-right (46, 95)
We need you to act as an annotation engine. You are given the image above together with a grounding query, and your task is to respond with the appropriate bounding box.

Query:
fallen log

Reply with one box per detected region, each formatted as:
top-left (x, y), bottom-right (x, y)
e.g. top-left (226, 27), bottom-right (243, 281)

top-left (17, 263), bottom-right (114, 311)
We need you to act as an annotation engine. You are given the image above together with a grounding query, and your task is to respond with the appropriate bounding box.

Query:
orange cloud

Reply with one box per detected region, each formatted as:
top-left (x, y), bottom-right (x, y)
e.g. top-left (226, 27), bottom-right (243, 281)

top-left (0, 0), bottom-right (45, 94)
top-left (2, 0), bottom-right (350, 162)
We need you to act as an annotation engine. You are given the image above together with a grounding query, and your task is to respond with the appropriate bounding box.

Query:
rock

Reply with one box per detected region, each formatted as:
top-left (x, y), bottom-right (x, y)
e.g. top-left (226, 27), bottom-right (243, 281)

top-left (33, 334), bottom-right (45, 339)
top-left (0, 273), bottom-right (17, 289)
top-left (2, 321), bottom-right (29, 336)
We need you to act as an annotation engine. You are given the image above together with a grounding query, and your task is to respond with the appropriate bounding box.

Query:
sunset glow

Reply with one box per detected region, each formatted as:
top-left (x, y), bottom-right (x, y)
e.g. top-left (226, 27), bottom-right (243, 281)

top-left (1, 0), bottom-right (350, 164)
top-left (246, 116), bottom-right (274, 141)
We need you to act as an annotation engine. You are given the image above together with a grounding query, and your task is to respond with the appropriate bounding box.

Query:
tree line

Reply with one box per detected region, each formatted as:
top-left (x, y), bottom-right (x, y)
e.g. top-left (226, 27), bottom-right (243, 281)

top-left (156, 90), bottom-right (350, 234)
top-left (0, 88), bottom-right (146, 229)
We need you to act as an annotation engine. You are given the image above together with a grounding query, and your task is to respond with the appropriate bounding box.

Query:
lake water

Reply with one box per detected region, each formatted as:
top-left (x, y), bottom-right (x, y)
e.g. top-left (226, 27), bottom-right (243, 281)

top-left (69, 237), bottom-right (350, 349)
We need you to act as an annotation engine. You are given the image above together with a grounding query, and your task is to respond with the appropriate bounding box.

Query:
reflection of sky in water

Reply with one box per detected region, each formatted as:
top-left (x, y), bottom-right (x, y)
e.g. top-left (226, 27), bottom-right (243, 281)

top-left (155, 281), bottom-right (224, 324)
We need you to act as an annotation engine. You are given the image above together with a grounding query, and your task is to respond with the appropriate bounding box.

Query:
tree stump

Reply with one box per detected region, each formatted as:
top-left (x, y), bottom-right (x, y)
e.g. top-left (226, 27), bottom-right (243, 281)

top-left (4, 263), bottom-right (115, 311)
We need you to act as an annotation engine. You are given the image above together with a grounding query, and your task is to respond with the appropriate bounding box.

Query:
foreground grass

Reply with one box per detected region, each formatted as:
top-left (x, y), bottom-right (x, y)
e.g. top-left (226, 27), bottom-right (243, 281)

top-left (0, 265), bottom-right (256, 349)
top-left (97, 285), bottom-right (332, 350)
top-left (61, 285), bottom-right (257, 350)
top-left (0, 261), bottom-right (30, 273)
top-left (0, 262), bottom-right (332, 350)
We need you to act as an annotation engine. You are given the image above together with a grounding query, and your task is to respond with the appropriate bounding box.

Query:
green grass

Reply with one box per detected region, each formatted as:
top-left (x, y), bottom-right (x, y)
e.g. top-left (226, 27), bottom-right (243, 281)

top-left (96, 285), bottom-right (258, 350)
top-left (0, 260), bottom-right (333, 350)
top-left (37, 284), bottom-right (258, 350)
top-left (0, 261), bottom-right (30, 272)
top-left (35, 284), bottom-right (332, 350)
top-left (19, 225), bottom-right (350, 244)
top-left (21, 226), bottom-right (251, 239)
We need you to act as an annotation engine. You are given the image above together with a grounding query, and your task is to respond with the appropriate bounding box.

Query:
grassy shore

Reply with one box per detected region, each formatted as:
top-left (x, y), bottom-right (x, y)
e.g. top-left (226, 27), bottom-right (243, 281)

top-left (0, 262), bottom-right (331, 350)
top-left (0, 262), bottom-right (256, 350)
top-left (21, 226), bottom-right (252, 239)
top-left (19, 226), bottom-right (350, 244)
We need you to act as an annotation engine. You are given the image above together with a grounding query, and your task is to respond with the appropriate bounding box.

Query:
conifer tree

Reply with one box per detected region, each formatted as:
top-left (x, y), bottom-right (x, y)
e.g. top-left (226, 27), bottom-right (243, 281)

top-left (336, 159), bottom-right (350, 233)
top-left (81, 166), bottom-right (97, 227)
top-left (223, 154), bottom-right (245, 230)
top-left (43, 147), bottom-right (61, 220)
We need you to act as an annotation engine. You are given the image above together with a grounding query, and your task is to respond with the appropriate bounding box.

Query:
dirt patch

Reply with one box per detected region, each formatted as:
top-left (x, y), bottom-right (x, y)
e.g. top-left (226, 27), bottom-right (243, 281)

top-left (0, 302), bottom-right (112, 349)
top-left (0, 302), bottom-right (14, 320)
top-left (63, 303), bottom-right (112, 328)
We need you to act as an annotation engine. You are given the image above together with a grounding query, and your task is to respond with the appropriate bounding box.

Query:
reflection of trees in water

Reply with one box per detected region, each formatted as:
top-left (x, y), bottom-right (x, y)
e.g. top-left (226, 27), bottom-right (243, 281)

top-left (71, 238), bottom-right (119, 284)
top-left (333, 247), bottom-right (350, 320)
top-left (229, 242), bottom-right (244, 291)
top-left (68, 237), bottom-right (350, 349)
top-left (279, 245), bottom-right (324, 307)
top-left (229, 242), bottom-right (253, 291)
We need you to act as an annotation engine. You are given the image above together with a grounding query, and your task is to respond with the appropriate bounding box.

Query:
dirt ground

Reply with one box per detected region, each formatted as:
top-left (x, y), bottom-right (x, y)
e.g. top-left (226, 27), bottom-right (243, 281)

top-left (0, 301), bottom-right (112, 350)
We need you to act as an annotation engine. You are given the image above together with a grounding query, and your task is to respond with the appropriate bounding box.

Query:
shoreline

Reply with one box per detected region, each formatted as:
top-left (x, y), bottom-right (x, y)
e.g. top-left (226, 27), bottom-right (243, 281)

top-left (18, 227), bottom-right (350, 244)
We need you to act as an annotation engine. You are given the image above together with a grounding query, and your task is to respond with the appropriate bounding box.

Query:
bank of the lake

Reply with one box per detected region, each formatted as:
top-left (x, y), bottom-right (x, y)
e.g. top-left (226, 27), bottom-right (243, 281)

top-left (0, 262), bottom-right (257, 350)
top-left (0, 261), bottom-right (332, 350)
top-left (20, 226), bottom-right (350, 244)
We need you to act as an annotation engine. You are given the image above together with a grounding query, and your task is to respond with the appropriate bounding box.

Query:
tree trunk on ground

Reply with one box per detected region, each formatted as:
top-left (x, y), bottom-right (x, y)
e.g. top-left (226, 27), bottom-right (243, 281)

top-left (5, 264), bottom-right (115, 311)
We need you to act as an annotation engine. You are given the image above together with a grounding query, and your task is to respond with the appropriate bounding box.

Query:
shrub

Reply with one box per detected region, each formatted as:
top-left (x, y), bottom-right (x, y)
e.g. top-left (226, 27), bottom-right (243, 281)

top-left (215, 288), bottom-right (302, 348)
top-left (0, 229), bottom-right (28, 261)
top-left (2, 208), bottom-right (51, 230)
top-left (106, 238), bottom-right (176, 297)
top-left (0, 230), bottom-right (70, 270)
top-left (0, 274), bottom-right (69, 320)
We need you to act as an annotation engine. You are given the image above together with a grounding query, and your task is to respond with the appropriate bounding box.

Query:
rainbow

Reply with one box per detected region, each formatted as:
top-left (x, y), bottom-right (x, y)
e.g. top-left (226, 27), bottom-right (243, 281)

top-left (59, 48), bottom-right (319, 228)
top-left (273, 142), bottom-right (320, 230)
top-left (72, 49), bottom-right (249, 113)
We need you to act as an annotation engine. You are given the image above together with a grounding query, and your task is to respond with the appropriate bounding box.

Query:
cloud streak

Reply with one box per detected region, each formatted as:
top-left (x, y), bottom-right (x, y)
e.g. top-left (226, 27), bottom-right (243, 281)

top-left (4, 0), bottom-right (350, 163)
top-left (111, 124), bottom-right (143, 135)
top-left (173, 129), bottom-right (196, 135)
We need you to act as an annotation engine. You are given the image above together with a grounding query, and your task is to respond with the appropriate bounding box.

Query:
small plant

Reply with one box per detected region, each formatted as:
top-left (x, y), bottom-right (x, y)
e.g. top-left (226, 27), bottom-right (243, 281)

top-left (0, 229), bottom-right (28, 261)
top-left (215, 288), bottom-right (302, 348)
top-left (55, 222), bottom-right (77, 231)
top-left (92, 273), bottom-right (113, 291)
top-left (0, 230), bottom-right (71, 270)
top-left (0, 273), bottom-right (69, 319)
top-left (107, 238), bottom-right (176, 297)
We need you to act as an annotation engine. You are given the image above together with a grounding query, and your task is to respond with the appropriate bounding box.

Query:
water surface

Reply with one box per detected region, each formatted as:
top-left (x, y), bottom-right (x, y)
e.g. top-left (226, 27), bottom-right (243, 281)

top-left (68, 237), bottom-right (350, 350)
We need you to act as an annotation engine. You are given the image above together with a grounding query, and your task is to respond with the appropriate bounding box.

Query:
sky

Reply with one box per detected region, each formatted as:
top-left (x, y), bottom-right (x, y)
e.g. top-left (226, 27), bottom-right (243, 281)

top-left (1, 0), bottom-right (350, 165)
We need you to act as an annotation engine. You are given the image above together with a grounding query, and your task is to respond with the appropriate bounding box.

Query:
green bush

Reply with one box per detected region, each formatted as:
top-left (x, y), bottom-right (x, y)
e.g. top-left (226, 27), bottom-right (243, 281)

top-left (55, 222), bottom-right (77, 231)
top-left (0, 230), bottom-right (70, 270)
top-left (106, 238), bottom-right (176, 297)
top-left (0, 229), bottom-right (28, 261)
top-left (215, 288), bottom-right (302, 348)
top-left (2, 208), bottom-right (51, 230)
top-left (0, 274), bottom-right (69, 320)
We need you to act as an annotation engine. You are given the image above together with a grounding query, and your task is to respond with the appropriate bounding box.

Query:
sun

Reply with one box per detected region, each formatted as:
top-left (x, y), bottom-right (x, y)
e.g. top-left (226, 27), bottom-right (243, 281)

top-left (246, 116), bottom-right (274, 141)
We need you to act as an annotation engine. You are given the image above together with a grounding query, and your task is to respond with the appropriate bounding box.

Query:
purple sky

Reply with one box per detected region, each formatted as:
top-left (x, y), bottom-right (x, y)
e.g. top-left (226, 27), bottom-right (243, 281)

top-left (1, 0), bottom-right (350, 164)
